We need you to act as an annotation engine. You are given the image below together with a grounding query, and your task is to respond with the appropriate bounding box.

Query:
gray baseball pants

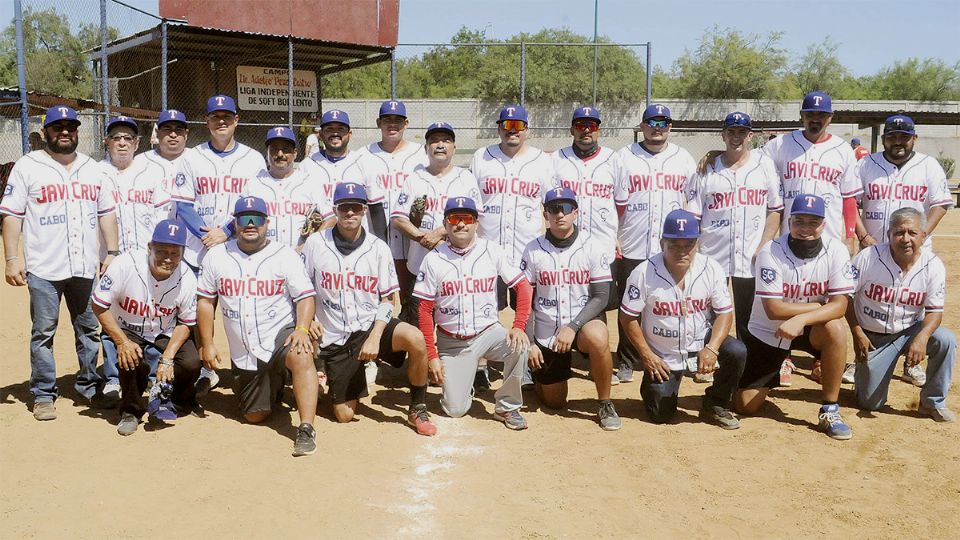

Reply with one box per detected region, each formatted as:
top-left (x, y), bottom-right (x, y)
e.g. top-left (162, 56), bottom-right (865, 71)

top-left (437, 324), bottom-right (526, 417)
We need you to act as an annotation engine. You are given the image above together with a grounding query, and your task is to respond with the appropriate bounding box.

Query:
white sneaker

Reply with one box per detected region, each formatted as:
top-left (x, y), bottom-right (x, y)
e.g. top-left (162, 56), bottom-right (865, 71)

top-left (102, 382), bottom-right (122, 399)
top-left (195, 367), bottom-right (220, 398)
top-left (903, 363), bottom-right (926, 387)
top-left (842, 363), bottom-right (856, 384)
top-left (365, 361), bottom-right (379, 387)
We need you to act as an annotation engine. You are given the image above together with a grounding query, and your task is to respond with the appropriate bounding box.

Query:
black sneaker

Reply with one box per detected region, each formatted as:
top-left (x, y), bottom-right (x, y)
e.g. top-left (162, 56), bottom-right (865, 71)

top-left (473, 368), bottom-right (491, 392)
top-left (700, 403), bottom-right (741, 430)
top-left (293, 423), bottom-right (317, 457)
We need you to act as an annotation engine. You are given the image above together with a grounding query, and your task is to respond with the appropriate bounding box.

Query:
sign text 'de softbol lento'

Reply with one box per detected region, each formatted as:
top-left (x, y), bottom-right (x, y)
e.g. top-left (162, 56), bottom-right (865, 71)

top-left (236, 66), bottom-right (318, 112)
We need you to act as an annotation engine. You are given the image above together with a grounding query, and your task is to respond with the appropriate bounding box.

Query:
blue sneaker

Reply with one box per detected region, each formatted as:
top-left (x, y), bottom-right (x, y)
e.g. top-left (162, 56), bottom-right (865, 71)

top-left (818, 404), bottom-right (852, 440)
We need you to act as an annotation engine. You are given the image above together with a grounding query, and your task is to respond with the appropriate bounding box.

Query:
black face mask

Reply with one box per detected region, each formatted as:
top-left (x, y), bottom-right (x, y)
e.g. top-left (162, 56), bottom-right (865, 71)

top-left (546, 225), bottom-right (578, 248)
top-left (787, 235), bottom-right (823, 259)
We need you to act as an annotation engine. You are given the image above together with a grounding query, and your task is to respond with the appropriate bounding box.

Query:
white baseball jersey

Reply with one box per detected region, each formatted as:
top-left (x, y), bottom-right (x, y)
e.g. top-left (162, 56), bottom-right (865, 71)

top-left (391, 166), bottom-right (482, 274)
top-left (197, 240), bottom-right (316, 370)
top-left (241, 168), bottom-right (330, 248)
top-left (614, 142), bottom-right (697, 260)
top-left (414, 239), bottom-right (524, 338)
top-left (170, 141), bottom-right (267, 266)
top-left (521, 233), bottom-right (612, 347)
top-left (551, 146), bottom-right (620, 258)
top-left (92, 249), bottom-right (197, 342)
top-left (300, 149), bottom-right (381, 219)
top-left (762, 131), bottom-right (862, 242)
top-left (302, 229), bottom-right (400, 347)
top-left (470, 145), bottom-right (555, 265)
top-left (856, 151), bottom-right (953, 249)
top-left (750, 234), bottom-right (855, 349)
top-left (101, 157), bottom-right (169, 254)
top-left (0, 150), bottom-right (115, 281)
top-left (850, 244), bottom-right (945, 334)
top-left (619, 253), bottom-right (733, 370)
top-left (356, 141), bottom-right (429, 259)
top-left (686, 151), bottom-right (784, 277)
top-left (139, 149), bottom-right (183, 220)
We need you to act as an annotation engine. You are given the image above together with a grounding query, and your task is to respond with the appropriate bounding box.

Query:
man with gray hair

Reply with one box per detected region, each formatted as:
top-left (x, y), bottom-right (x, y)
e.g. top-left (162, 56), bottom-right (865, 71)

top-left (846, 207), bottom-right (955, 422)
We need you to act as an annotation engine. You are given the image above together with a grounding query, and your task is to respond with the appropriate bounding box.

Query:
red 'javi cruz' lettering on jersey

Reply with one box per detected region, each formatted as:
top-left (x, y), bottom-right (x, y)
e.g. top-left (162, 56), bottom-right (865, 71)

top-left (265, 200), bottom-right (314, 217)
top-left (867, 183), bottom-right (928, 202)
top-left (626, 172), bottom-right (687, 193)
top-left (119, 296), bottom-right (176, 318)
top-left (218, 277), bottom-right (286, 297)
top-left (196, 175), bottom-right (247, 195)
top-left (651, 298), bottom-right (712, 316)
top-left (537, 268), bottom-right (591, 286)
top-left (35, 182), bottom-right (101, 204)
top-left (378, 172), bottom-right (409, 191)
top-left (481, 177), bottom-right (543, 197)
top-left (865, 283), bottom-right (927, 307)
top-left (783, 161), bottom-right (842, 184)
top-left (317, 270), bottom-right (379, 294)
top-left (556, 178), bottom-right (614, 198)
top-left (783, 280), bottom-right (828, 299)
top-left (706, 188), bottom-right (768, 210)
top-left (439, 276), bottom-right (497, 296)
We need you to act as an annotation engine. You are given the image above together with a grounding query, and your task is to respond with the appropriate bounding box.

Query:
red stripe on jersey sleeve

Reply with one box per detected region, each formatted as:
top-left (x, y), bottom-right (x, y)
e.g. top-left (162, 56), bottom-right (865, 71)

top-left (197, 288), bottom-right (218, 298)
top-left (91, 293), bottom-right (111, 309)
top-left (620, 303), bottom-right (642, 317)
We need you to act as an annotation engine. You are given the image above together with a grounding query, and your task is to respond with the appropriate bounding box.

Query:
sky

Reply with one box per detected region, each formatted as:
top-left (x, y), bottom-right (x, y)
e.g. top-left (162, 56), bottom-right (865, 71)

top-left (4, 0), bottom-right (958, 76)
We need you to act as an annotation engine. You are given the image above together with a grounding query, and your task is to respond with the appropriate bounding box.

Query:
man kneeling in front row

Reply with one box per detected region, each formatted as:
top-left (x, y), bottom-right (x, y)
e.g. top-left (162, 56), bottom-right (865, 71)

top-left (848, 207), bottom-right (956, 422)
top-left (619, 209), bottom-right (747, 428)
top-left (92, 220), bottom-right (200, 435)
top-left (302, 183), bottom-right (437, 436)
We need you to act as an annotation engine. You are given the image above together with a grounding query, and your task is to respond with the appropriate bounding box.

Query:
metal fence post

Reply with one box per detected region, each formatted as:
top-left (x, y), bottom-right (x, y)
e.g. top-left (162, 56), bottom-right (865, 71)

top-left (645, 41), bottom-right (652, 107)
top-left (390, 50), bottom-right (397, 100)
top-left (520, 41), bottom-right (526, 106)
top-left (592, 0), bottom-right (599, 106)
top-left (15, 0), bottom-right (29, 154)
top-left (100, 0), bottom-right (110, 119)
top-left (161, 19), bottom-right (168, 110)
top-left (288, 37), bottom-right (294, 128)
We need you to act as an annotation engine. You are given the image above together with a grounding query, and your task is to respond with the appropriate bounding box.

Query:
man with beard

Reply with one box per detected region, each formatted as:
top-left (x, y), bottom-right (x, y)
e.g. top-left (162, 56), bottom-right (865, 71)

top-left (241, 126), bottom-right (331, 248)
top-left (300, 110), bottom-right (387, 241)
top-left (847, 208), bottom-right (955, 422)
top-left (92, 220), bottom-right (201, 435)
top-left (1, 105), bottom-right (120, 420)
top-left (735, 195), bottom-right (856, 440)
top-left (96, 115), bottom-right (170, 406)
top-left (853, 115), bottom-right (953, 387)
top-left (612, 104), bottom-right (697, 384)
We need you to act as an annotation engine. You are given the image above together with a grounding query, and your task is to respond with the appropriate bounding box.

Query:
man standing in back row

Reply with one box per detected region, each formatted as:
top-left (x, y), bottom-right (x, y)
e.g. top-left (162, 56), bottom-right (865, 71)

top-left (613, 104), bottom-right (697, 383)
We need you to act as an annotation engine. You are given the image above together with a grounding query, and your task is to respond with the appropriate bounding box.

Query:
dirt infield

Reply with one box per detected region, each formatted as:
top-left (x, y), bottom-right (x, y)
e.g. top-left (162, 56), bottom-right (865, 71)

top-left (3, 215), bottom-right (960, 538)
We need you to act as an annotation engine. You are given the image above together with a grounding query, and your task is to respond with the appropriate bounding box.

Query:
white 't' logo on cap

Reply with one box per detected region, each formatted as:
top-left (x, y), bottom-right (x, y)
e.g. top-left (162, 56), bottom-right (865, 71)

top-left (58, 107), bottom-right (68, 116)
top-left (813, 96), bottom-right (822, 106)
top-left (805, 196), bottom-right (816, 207)
top-left (245, 198), bottom-right (254, 208)
top-left (456, 197), bottom-right (465, 207)
top-left (656, 105), bottom-right (664, 114)
top-left (582, 107), bottom-right (592, 116)
top-left (676, 218), bottom-right (687, 231)
top-left (167, 223), bottom-right (180, 235)
top-left (274, 127), bottom-right (284, 137)
top-left (346, 183), bottom-right (356, 194)
top-left (215, 96), bottom-right (225, 106)
top-left (330, 111), bottom-right (340, 119)
top-left (506, 107), bottom-right (516, 117)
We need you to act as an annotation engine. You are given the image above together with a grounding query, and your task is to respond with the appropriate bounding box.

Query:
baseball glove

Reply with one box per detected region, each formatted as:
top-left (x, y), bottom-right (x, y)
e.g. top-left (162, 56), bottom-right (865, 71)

top-left (408, 195), bottom-right (428, 228)
top-left (300, 207), bottom-right (326, 237)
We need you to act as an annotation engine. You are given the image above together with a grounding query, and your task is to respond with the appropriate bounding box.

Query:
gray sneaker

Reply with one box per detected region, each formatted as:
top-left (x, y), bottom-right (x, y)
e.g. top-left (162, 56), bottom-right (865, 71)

top-left (33, 401), bottom-right (57, 421)
top-left (292, 423), bottom-right (317, 456)
top-left (610, 373), bottom-right (620, 386)
top-left (495, 409), bottom-right (528, 430)
top-left (598, 400), bottom-right (621, 431)
top-left (117, 412), bottom-right (139, 436)
top-left (700, 403), bottom-right (740, 430)
top-left (920, 405), bottom-right (956, 423)
top-left (616, 365), bottom-right (634, 383)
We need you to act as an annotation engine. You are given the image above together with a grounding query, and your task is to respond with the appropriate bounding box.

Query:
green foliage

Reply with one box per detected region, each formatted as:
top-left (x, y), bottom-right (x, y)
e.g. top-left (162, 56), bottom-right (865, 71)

top-left (869, 58), bottom-right (960, 101)
top-left (670, 27), bottom-right (789, 99)
top-left (0, 7), bottom-right (117, 99)
top-left (793, 38), bottom-right (852, 97)
top-left (938, 155), bottom-right (956, 179)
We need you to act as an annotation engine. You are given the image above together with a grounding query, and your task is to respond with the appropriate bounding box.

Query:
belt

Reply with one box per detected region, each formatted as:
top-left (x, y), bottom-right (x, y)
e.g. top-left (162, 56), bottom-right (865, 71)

top-left (437, 323), bottom-right (496, 341)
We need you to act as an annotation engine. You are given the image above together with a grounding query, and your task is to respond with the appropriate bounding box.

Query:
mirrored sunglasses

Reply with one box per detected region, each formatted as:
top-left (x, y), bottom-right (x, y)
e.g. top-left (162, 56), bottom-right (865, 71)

top-left (573, 121), bottom-right (599, 133)
top-left (445, 213), bottom-right (477, 225)
top-left (645, 118), bottom-right (670, 129)
top-left (545, 202), bottom-right (577, 215)
top-left (336, 202), bottom-right (365, 213)
top-left (500, 119), bottom-right (527, 132)
top-left (236, 214), bottom-right (267, 227)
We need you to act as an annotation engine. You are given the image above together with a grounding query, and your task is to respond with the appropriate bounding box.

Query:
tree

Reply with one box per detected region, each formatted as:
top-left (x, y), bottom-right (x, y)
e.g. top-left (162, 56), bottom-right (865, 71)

top-left (0, 7), bottom-right (116, 99)
top-left (793, 37), bottom-right (852, 97)
top-left (670, 27), bottom-right (789, 99)
top-left (869, 58), bottom-right (960, 101)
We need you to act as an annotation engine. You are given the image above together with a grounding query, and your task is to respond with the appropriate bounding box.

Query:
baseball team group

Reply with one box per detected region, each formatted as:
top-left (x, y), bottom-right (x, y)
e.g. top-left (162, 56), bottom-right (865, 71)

top-left (2, 89), bottom-right (955, 457)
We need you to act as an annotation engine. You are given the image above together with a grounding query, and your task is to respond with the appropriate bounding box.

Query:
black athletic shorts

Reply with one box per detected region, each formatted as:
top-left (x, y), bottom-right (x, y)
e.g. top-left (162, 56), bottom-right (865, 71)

top-left (316, 318), bottom-right (406, 404)
top-left (530, 318), bottom-right (604, 386)
top-left (231, 325), bottom-right (294, 416)
top-left (739, 327), bottom-right (818, 389)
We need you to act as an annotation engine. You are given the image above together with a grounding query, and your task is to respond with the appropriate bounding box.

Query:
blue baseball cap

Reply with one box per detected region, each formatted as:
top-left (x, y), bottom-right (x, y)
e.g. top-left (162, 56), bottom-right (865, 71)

top-left (379, 100), bottom-right (407, 118)
top-left (642, 103), bottom-right (672, 121)
top-left (790, 194), bottom-right (826, 218)
top-left (572, 106), bottom-right (601, 125)
top-left (800, 91), bottom-right (832, 113)
top-left (498, 104), bottom-right (528, 124)
top-left (106, 115), bottom-right (138, 135)
top-left (333, 182), bottom-right (368, 204)
top-left (234, 196), bottom-right (269, 216)
top-left (444, 196), bottom-right (479, 217)
top-left (43, 105), bottom-right (80, 127)
top-left (723, 111), bottom-right (752, 130)
top-left (320, 110), bottom-right (350, 127)
top-left (425, 122), bottom-right (455, 139)
top-left (661, 209), bottom-right (700, 239)
top-left (851, 137), bottom-right (861, 145)
top-left (151, 219), bottom-right (188, 247)
top-left (157, 109), bottom-right (187, 126)
top-left (543, 186), bottom-right (578, 207)
top-left (883, 114), bottom-right (916, 136)
top-left (206, 95), bottom-right (237, 115)
top-left (265, 126), bottom-right (296, 145)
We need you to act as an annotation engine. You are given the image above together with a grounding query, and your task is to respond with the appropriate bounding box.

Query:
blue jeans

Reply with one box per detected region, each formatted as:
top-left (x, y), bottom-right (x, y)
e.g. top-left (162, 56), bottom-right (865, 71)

top-left (26, 273), bottom-right (101, 402)
top-left (854, 324), bottom-right (956, 411)
top-left (101, 332), bottom-right (160, 388)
